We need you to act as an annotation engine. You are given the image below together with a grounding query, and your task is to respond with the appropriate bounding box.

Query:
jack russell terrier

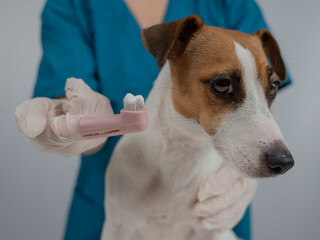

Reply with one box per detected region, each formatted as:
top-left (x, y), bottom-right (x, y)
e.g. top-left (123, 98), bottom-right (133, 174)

top-left (101, 15), bottom-right (294, 240)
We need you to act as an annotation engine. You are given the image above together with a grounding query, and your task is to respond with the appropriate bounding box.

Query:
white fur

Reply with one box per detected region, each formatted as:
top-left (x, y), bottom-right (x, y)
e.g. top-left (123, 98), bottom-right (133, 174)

top-left (101, 64), bottom-right (237, 240)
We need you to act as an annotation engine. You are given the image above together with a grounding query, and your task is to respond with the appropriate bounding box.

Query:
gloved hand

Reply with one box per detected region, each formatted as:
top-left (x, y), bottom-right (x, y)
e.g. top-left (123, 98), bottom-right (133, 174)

top-left (193, 163), bottom-right (257, 231)
top-left (15, 78), bottom-right (113, 157)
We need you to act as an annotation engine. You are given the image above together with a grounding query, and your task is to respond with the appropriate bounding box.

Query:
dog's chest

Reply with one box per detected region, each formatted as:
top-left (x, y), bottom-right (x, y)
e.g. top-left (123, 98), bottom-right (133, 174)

top-left (144, 145), bottom-right (222, 225)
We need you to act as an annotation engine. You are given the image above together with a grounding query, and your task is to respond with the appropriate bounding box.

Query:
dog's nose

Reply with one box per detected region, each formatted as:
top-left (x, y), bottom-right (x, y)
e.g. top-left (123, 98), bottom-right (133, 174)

top-left (266, 152), bottom-right (294, 175)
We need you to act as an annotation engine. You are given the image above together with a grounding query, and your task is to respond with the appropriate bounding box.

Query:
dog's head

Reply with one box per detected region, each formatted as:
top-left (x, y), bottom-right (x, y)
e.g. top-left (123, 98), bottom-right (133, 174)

top-left (141, 15), bottom-right (294, 178)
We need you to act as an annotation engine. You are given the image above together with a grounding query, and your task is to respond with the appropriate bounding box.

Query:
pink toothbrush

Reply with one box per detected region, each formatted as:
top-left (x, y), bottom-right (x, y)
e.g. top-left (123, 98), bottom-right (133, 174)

top-left (78, 93), bottom-right (148, 139)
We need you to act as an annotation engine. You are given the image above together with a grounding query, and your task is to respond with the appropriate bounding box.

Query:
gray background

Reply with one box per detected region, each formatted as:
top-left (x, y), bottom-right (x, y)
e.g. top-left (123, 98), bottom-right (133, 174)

top-left (0, 0), bottom-right (319, 239)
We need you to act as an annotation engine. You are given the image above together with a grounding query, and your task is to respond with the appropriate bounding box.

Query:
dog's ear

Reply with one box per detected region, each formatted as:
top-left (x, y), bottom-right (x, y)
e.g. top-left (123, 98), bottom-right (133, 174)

top-left (141, 15), bottom-right (204, 68)
top-left (253, 29), bottom-right (286, 80)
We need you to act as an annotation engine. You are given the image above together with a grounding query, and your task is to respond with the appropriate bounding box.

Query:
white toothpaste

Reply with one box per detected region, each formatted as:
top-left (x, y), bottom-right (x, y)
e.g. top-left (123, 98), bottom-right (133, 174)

top-left (123, 93), bottom-right (144, 111)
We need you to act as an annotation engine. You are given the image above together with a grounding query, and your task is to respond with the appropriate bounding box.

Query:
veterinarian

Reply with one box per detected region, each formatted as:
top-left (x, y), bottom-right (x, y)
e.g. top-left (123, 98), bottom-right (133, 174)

top-left (16, 0), bottom-right (291, 239)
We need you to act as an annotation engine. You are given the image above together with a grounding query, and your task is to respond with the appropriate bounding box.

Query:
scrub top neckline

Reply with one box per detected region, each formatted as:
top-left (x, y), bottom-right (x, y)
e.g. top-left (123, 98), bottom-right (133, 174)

top-left (121, 0), bottom-right (172, 31)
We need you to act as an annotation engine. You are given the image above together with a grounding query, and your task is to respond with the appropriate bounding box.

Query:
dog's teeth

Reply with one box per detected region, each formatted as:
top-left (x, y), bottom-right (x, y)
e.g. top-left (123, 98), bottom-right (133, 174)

top-left (123, 93), bottom-right (144, 110)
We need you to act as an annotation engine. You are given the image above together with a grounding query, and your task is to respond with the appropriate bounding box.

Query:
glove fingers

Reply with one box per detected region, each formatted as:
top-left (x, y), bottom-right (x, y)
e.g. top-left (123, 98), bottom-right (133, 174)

top-left (28, 112), bottom-right (86, 157)
top-left (198, 164), bottom-right (239, 201)
top-left (15, 98), bottom-right (52, 138)
top-left (201, 195), bottom-right (246, 230)
top-left (65, 77), bottom-right (94, 100)
top-left (94, 92), bottom-right (114, 115)
top-left (201, 199), bottom-right (246, 231)
top-left (65, 77), bottom-right (113, 116)
top-left (201, 179), bottom-right (257, 230)
top-left (49, 113), bottom-right (106, 157)
top-left (194, 178), bottom-right (244, 217)
top-left (65, 77), bottom-right (99, 115)
top-left (51, 112), bottom-right (83, 140)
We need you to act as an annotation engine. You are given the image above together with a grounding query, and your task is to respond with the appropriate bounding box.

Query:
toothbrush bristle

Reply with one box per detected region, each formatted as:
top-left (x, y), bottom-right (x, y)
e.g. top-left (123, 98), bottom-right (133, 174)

top-left (123, 93), bottom-right (144, 110)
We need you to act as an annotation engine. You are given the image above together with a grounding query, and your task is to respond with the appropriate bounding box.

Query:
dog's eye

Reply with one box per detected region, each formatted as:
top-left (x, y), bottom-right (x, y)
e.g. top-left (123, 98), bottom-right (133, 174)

top-left (211, 78), bottom-right (233, 94)
top-left (269, 80), bottom-right (280, 98)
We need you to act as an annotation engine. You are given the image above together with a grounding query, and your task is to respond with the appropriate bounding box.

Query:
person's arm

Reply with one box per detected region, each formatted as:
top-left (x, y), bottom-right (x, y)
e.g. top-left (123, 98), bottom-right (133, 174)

top-left (224, 0), bottom-right (292, 89)
top-left (15, 0), bottom-right (113, 157)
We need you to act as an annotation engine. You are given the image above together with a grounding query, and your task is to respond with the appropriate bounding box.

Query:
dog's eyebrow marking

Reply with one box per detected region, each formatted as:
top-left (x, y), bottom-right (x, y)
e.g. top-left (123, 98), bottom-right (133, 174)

top-left (233, 41), bottom-right (269, 114)
top-left (200, 70), bottom-right (242, 86)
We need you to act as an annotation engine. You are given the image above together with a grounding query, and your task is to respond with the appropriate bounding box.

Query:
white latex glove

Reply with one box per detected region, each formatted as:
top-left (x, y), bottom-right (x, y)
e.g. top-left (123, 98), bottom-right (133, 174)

top-left (193, 163), bottom-right (257, 231)
top-left (15, 78), bottom-right (113, 157)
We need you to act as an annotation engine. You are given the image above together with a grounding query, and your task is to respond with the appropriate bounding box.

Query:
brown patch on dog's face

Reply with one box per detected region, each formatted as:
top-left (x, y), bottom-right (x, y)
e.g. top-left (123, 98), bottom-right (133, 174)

top-left (169, 27), bottom-right (247, 134)
top-left (141, 16), bottom-right (286, 134)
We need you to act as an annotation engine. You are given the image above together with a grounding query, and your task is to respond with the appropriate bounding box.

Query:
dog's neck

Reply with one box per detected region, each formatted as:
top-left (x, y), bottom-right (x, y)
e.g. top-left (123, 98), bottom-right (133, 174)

top-left (144, 63), bottom-right (210, 145)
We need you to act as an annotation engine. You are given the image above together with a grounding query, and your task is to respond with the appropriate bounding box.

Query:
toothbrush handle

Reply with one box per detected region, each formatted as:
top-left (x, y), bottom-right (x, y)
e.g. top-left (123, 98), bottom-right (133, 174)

top-left (77, 109), bottom-right (148, 139)
top-left (78, 114), bottom-right (121, 136)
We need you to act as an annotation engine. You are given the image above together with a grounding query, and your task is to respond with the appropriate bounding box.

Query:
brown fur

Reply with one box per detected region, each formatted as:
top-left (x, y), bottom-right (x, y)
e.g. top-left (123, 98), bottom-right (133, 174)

top-left (141, 15), bottom-right (286, 134)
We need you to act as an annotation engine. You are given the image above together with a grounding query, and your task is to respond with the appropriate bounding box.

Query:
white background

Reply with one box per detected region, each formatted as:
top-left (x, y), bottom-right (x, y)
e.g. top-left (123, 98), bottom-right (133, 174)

top-left (0, 0), bottom-right (319, 239)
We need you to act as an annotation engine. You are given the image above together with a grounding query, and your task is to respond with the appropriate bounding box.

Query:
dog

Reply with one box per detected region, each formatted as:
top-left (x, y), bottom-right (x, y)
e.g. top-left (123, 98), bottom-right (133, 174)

top-left (101, 15), bottom-right (294, 240)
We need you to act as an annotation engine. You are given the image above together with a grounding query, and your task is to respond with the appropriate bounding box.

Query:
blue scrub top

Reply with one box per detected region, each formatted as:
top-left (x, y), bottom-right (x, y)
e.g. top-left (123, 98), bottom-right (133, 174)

top-left (34, 0), bottom-right (291, 239)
